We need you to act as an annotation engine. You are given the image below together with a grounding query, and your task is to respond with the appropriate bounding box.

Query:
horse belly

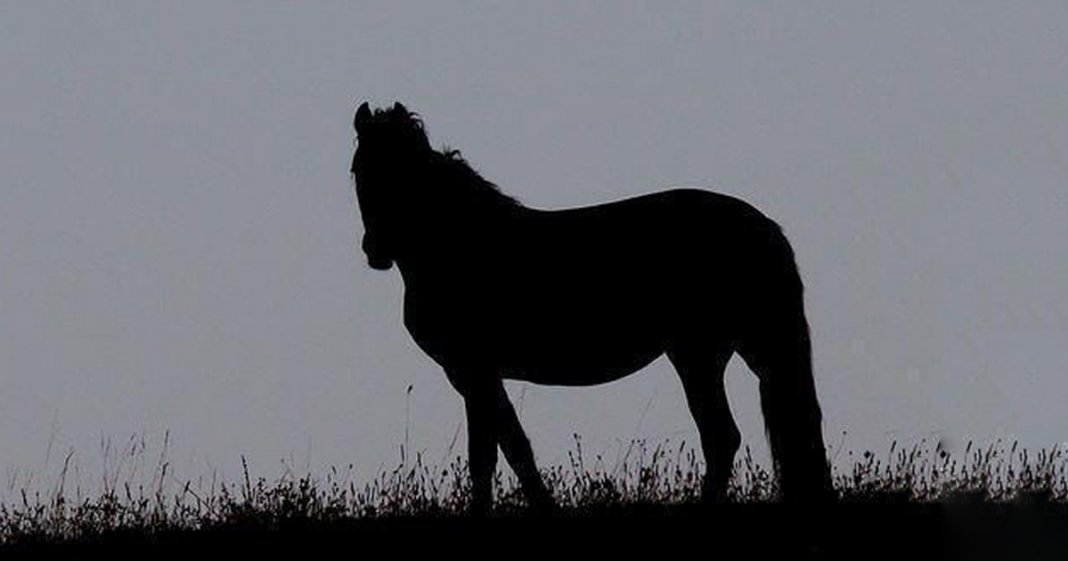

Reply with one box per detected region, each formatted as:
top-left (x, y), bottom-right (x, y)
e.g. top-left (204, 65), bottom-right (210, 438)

top-left (501, 351), bottom-right (664, 386)
top-left (494, 313), bottom-right (667, 386)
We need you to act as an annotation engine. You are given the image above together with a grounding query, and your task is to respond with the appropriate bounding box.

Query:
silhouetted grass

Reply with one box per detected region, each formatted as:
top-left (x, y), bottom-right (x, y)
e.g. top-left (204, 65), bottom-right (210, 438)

top-left (2, 436), bottom-right (1067, 550)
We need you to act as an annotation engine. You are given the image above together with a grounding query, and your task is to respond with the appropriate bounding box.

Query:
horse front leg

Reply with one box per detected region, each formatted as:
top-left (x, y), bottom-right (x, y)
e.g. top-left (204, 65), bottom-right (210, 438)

top-left (449, 367), bottom-right (553, 513)
top-left (458, 373), bottom-right (498, 515)
top-left (493, 383), bottom-right (554, 512)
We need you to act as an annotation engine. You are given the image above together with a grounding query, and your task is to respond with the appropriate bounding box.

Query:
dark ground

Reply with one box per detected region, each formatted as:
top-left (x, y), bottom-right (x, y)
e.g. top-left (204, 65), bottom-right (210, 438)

top-left (6, 503), bottom-right (1068, 560)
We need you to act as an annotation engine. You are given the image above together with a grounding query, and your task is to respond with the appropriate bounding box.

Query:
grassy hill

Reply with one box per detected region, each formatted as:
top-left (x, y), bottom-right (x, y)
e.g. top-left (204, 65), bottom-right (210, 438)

top-left (3, 439), bottom-right (1066, 558)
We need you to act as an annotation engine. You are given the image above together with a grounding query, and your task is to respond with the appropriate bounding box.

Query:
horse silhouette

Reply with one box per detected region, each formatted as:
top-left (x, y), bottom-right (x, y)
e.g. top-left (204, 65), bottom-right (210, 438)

top-left (351, 101), bottom-right (834, 511)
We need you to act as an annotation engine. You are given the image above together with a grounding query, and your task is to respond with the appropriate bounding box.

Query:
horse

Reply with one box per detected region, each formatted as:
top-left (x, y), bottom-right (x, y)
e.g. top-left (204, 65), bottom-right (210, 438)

top-left (350, 101), bottom-right (834, 511)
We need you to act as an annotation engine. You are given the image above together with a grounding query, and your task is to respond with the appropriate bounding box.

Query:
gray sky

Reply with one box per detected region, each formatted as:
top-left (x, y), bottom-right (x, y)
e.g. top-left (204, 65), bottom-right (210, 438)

top-left (2, 2), bottom-right (1067, 492)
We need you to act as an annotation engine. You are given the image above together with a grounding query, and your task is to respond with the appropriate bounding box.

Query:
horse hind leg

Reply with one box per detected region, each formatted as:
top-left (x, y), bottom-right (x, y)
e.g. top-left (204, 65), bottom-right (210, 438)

top-left (667, 342), bottom-right (739, 502)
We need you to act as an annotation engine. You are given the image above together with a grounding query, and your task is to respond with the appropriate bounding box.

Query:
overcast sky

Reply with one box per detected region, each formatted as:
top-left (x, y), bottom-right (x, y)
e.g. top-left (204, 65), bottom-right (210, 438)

top-left (2, 2), bottom-right (1066, 493)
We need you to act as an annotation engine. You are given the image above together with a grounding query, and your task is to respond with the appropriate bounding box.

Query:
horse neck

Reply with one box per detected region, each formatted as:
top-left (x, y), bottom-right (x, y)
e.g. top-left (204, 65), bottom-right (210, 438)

top-left (395, 187), bottom-right (519, 285)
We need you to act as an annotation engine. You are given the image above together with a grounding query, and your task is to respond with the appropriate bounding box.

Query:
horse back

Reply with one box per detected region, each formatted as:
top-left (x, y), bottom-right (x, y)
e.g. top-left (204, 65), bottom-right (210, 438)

top-left (512, 188), bottom-right (782, 289)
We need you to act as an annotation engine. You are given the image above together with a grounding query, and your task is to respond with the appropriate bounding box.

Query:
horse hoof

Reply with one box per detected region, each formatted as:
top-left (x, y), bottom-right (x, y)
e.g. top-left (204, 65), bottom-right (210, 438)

top-left (527, 494), bottom-right (557, 516)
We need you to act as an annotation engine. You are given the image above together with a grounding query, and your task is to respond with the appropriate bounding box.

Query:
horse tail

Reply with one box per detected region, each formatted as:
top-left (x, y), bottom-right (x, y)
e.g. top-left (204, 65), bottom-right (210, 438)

top-left (737, 220), bottom-right (834, 502)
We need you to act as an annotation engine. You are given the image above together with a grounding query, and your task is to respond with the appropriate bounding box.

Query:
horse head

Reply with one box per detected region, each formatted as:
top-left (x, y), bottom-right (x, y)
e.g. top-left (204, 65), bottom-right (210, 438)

top-left (351, 102), bottom-right (432, 270)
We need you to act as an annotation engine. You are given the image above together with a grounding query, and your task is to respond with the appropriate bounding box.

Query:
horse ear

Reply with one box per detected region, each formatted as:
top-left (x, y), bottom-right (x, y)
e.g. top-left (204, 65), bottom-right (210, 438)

top-left (354, 102), bottom-right (371, 134)
top-left (393, 102), bottom-right (408, 115)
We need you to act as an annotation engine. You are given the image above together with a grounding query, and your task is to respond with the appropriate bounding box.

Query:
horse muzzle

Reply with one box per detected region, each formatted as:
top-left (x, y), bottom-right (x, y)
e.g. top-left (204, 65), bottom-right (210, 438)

top-left (362, 235), bottom-right (395, 270)
top-left (367, 255), bottom-right (395, 270)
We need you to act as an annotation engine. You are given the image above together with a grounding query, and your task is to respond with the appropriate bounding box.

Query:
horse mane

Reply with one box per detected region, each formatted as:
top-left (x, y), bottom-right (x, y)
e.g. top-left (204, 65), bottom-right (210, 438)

top-left (367, 104), bottom-right (520, 208)
top-left (429, 146), bottom-right (520, 208)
